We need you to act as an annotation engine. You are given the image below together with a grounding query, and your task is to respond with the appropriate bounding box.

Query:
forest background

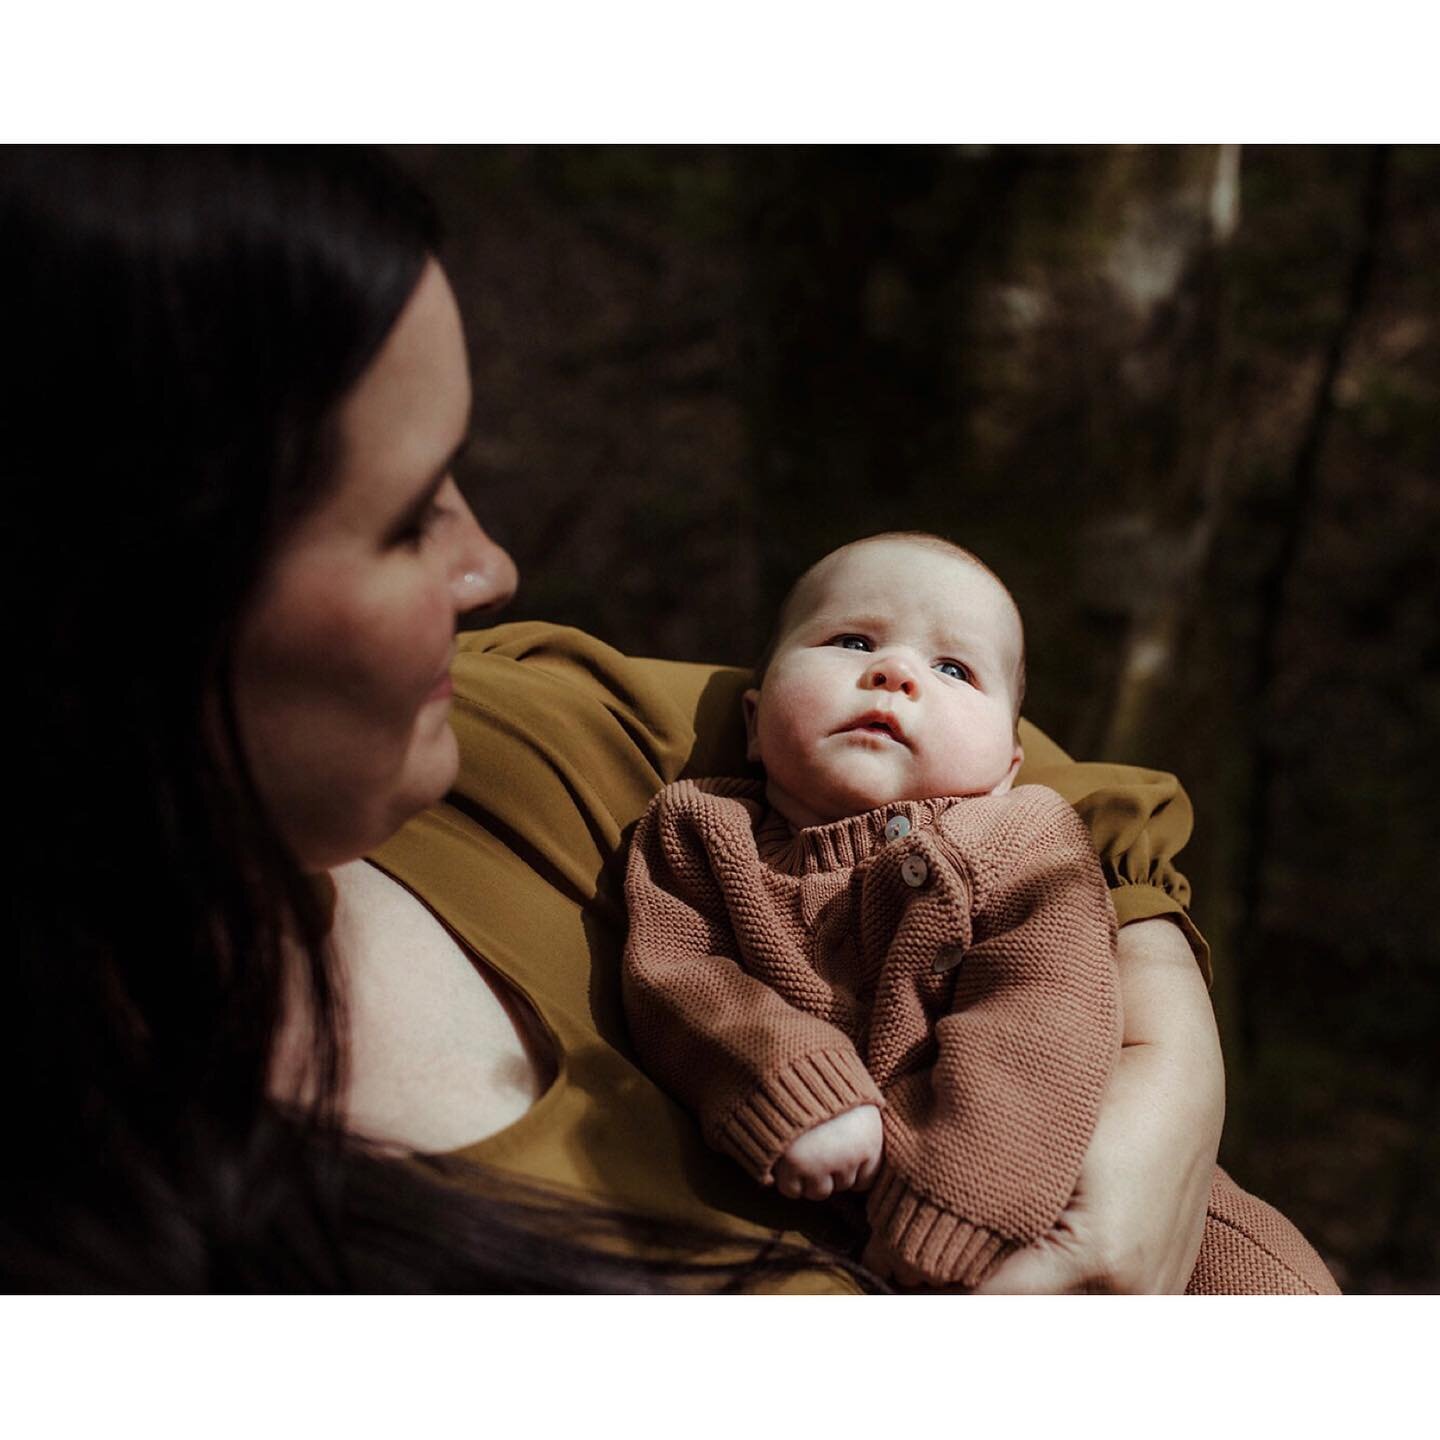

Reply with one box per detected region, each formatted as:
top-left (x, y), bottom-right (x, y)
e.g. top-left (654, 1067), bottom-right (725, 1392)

top-left (399, 144), bottom-right (1438, 1294)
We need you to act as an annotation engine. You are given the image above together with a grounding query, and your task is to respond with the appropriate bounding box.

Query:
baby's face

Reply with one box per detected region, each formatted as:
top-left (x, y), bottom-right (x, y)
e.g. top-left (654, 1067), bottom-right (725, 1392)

top-left (744, 539), bottom-right (1024, 829)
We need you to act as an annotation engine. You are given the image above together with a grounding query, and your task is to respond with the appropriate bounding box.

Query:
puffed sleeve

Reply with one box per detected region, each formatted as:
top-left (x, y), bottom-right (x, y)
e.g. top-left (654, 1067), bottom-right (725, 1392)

top-left (1016, 721), bottom-right (1211, 984)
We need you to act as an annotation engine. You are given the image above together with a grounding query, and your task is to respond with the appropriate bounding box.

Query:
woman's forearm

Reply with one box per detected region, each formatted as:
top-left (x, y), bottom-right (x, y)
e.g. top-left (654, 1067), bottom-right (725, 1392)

top-left (1116, 916), bottom-right (1225, 1134)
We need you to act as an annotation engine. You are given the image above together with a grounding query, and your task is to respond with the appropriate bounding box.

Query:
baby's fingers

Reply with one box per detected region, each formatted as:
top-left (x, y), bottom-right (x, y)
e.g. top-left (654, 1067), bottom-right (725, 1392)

top-left (802, 1172), bottom-right (836, 1201)
top-left (854, 1149), bottom-right (882, 1193)
top-left (772, 1161), bottom-right (805, 1199)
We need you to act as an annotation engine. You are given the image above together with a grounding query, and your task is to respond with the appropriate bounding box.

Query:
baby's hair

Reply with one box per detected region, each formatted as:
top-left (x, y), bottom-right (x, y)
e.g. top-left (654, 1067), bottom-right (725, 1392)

top-left (753, 531), bottom-right (1028, 726)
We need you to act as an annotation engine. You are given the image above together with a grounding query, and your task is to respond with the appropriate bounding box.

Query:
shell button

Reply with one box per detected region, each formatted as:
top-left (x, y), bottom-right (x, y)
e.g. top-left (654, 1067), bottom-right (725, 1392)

top-left (932, 947), bottom-right (964, 974)
top-left (883, 814), bottom-right (912, 842)
top-left (900, 855), bottom-right (929, 888)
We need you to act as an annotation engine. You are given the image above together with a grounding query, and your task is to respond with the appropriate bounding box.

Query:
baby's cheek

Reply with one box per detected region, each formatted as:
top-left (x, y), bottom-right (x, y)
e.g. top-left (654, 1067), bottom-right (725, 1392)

top-left (762, 710), bottom-right (820, 782)
top-left (964, 697), bottom-right (1015, 749)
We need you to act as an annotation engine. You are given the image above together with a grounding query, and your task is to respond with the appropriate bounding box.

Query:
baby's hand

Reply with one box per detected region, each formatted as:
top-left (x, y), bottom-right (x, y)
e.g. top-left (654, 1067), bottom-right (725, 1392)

top-left (772, 1105), bottom-right (883, 1200)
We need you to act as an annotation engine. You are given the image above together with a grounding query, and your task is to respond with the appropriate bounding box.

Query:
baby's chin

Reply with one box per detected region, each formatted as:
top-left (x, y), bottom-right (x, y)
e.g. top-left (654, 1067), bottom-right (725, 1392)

top-left (765, 773), bottom-right (916, 830)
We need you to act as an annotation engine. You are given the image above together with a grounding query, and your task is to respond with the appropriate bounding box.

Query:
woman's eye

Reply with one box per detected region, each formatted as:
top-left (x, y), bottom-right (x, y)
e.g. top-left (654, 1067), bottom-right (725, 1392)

top-left (829, 634), bottom-right (873, 652)
top-left (395, 502), bottom-right (449, 550)
top-left (934, 659), bottom-right (973, 683)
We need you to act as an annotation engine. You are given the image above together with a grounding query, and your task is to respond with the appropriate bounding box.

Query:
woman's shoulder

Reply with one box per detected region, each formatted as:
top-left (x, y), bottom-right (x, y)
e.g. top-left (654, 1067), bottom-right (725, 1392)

top-left (445, 623), bottom-right (702, 836)
top-left (456, 622), bottom-right (758, 782)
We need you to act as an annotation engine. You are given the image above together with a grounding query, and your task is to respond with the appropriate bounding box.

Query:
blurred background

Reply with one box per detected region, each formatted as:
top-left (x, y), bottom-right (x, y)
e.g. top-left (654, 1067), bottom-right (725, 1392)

top-left (396, 145), bottom-right (1438, 1294)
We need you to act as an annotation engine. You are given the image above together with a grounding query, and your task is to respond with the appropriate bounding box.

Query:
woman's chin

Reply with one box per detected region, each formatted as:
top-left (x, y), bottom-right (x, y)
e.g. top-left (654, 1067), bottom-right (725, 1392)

top-left (414, 720), bottom-right (461, 805)
top-left (377, 720), bottom-right (461, 843)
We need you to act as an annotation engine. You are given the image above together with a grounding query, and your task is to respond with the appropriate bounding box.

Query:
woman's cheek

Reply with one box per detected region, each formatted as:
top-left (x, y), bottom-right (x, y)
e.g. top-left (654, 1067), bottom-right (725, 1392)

top-left (359, 568), bottom-right (456, 702)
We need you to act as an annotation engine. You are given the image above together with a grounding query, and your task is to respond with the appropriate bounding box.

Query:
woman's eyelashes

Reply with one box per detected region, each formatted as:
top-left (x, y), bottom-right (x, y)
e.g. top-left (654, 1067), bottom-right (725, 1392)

top-left (393, 497), bottom-right (452, 550)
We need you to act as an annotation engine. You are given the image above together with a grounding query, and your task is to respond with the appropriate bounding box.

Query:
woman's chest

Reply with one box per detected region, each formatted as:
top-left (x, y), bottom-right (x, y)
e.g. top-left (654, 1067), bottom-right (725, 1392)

top-left (328, 860), bottom-right (555, 1152)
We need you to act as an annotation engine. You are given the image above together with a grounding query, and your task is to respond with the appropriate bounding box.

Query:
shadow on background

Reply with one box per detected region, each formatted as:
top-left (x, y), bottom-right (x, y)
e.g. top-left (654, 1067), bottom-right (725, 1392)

top-left (401, 144), bottom-right (1439, 1293)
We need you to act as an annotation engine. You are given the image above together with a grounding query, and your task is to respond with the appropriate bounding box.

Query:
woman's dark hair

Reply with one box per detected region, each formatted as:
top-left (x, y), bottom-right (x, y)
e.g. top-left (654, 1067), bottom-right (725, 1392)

top-left (1, 147), bottom-right (871, 1293)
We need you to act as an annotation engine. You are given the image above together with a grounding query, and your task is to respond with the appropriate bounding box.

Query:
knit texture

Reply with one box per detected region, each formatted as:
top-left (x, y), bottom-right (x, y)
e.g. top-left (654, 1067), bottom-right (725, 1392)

top-left (1188, 1169), bottom-right (1341, 1295)
top-left (621, 778), bottom-right (1121, 1286)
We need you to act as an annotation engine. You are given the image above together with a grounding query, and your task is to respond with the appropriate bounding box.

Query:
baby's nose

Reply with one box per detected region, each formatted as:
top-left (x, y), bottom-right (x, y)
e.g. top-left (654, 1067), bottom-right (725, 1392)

top-left (863, 655), bottom-right (918, 697)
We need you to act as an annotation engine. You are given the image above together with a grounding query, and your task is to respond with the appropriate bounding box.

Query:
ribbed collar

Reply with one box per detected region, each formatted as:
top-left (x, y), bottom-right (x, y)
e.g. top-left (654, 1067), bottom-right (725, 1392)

top-left (755, 794), bottom-right (968, 876)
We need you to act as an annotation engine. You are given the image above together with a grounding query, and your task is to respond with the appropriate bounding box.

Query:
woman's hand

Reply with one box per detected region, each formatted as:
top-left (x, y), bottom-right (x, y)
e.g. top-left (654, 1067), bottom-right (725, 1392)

top-left (976, 917), bottom-right (1224, 1294)
top-left (772, 1104), bottom-right (884, 1200)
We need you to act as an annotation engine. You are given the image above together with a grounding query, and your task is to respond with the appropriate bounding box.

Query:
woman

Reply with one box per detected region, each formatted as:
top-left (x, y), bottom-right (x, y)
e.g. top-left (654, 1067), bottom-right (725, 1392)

top-left (4, 146), bottom-right (1248, 1292)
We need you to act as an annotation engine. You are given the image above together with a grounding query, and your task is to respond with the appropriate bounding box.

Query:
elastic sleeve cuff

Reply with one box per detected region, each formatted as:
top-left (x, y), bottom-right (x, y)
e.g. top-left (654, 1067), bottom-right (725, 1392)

top-left (716, 1049), bottom-right (884, 1182)
top-left (1110, 883), bottom-right (1212, 986)
top-left (866, 1166), bottom-right (1020, 1287)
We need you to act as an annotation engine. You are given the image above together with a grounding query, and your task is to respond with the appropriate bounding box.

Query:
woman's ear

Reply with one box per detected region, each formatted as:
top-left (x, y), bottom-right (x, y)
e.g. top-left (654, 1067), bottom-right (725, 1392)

top-left (988, 742), bottom-right (1024, 796)
top-left (741, 688), bottom-right (763, 763)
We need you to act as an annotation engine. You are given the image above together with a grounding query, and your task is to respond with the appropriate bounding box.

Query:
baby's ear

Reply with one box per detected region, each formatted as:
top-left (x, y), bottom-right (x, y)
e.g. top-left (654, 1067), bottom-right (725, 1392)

top-left (989, 742), bottom-right (1024, 796)
top-left (741, 688), bottom-right (763, 763)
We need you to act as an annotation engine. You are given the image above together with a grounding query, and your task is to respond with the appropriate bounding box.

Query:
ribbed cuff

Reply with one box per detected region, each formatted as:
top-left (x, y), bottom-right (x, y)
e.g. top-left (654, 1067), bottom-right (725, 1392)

top-left (867, 1166), bottom-right (1020, 1287)
top-left (717, 1049), bottom-right (884, 1182)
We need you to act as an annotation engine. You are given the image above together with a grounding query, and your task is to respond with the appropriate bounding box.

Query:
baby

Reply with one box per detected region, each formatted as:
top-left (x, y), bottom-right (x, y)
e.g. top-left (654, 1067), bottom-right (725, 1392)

top-left (622, 531), bottom-right (1337, 1291)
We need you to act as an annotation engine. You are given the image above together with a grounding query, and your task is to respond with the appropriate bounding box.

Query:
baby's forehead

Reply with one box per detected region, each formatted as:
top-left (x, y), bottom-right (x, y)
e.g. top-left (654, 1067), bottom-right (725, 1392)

top-left (793, 539), bottom-right (1013, 626)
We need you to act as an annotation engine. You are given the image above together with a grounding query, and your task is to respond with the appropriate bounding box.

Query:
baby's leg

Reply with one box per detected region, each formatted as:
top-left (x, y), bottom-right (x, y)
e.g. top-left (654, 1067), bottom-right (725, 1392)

top-left (1186, 1167), bottom-right (1340, 1294)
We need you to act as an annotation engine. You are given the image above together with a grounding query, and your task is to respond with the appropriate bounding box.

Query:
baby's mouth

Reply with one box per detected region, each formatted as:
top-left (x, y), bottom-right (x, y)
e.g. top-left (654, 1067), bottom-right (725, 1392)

top-left (838, 710), bottom-right (908, 745)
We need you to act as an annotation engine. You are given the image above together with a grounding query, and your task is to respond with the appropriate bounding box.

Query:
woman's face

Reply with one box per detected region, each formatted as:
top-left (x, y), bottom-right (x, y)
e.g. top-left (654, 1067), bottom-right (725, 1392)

top-left (235, 260), bottom-right (516, 871)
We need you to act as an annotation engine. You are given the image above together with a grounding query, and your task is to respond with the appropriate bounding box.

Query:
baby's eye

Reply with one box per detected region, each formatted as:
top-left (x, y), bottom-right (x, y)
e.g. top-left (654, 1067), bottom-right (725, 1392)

top-left (934, 659), bottom-right (974, 684)
top-left (828, 634), bottom-right (873, 652)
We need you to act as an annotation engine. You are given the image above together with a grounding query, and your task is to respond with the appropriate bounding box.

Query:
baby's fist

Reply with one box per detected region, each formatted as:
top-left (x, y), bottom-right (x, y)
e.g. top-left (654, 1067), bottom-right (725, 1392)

top-left (772, 1105), bottom-right (883, 1200)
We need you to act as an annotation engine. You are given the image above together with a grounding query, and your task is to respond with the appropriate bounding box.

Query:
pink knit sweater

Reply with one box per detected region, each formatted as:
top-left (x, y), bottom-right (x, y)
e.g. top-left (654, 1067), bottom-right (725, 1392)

top-left (621, 778), bottom-right (1122, 1286)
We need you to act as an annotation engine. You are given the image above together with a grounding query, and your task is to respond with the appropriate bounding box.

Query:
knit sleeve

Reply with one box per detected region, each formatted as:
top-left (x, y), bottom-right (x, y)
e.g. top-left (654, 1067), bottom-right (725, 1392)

top-left (1017, 726), bottom-right (1210, 984)
top-left (622, 788), bottom-right (884, 1184)
top-left (864, 787), bottom-right (1122, 1287)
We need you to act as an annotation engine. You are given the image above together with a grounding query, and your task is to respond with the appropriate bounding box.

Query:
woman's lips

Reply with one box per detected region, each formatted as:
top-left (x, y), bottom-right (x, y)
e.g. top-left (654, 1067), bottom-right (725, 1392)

top-left (425, 643), bottom-right (459, 702)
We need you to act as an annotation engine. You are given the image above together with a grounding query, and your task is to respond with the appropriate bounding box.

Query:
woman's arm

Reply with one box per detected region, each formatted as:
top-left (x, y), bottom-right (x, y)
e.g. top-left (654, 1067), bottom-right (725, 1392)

top-left (976, 915), bottom-right (1224, 1293)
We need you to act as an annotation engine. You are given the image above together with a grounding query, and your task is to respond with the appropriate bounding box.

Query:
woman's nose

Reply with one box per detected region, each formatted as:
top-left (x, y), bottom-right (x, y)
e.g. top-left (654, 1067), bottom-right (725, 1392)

top-left (863, 654), bottom-right (919, 696)
top-left (450, 505), bottom-right (518, 618)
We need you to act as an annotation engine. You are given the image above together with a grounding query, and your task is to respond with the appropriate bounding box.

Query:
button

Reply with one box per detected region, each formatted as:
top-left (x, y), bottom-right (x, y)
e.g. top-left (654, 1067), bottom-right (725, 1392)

top-left (883, 814), bottom-right (911, 842)
top-left (932, 948), bottom-right (963, 974)
top-left (901, 855), bottom-right (928, 888)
